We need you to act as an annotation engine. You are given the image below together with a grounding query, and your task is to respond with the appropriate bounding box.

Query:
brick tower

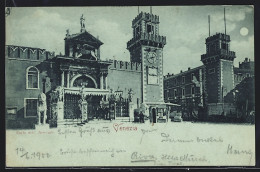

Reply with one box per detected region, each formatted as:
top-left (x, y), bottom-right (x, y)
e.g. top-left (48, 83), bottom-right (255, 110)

top-left (127, 12), bottom-right (166, 104)
top-left (201, 33), bottom-right (236, 105)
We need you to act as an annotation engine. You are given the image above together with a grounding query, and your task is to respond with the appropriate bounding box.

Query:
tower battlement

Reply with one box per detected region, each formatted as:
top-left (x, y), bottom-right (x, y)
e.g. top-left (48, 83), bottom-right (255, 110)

top-left (206, 33), bottom-right (230, 43)
top-left (109, 60), bottom-right (142, 72)
top-left (132, 12), bottom-right (159, 27)
top-left (5, 45), bottom-right (55, 61)
top-left (201, 32), bottom-right (235, 63)
top-left (127, 33), bottom-right (166, 50)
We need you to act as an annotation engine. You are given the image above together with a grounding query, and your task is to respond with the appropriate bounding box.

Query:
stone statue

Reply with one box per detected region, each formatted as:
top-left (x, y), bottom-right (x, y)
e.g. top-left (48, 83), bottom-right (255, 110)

top-left (66, 29), bottom-right (70, 36)
top-left (50, 90), bottom-right (58, 103)
top-left (78, 83), bottom-right (88, 122)
top-left (50, 86), bottom-right (64, 103)
top-left (56, 86), bottom-right (64, 102)
top-left (80, 14), bottom-right (85, 29)
top-left (37, 93), bottom-right (47, 125)
top-left (128, 88), bottom-right (134, 102)
top-left (79, 83), bottom-right (86, 101)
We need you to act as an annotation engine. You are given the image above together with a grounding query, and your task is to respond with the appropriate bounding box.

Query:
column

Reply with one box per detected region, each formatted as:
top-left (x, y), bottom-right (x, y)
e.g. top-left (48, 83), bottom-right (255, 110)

top-left (61, 71), bottom-right (64, 87)
top-left (114, 102), bottom-right (117, 120)
top-left (199, 68), bottom-right (203, 106)
top-left (105, 75), bottom-right (108, 90)
top-left (66, 71), bottom-right (70, 88)
top-left (100, 74), bottom-right (103, 89)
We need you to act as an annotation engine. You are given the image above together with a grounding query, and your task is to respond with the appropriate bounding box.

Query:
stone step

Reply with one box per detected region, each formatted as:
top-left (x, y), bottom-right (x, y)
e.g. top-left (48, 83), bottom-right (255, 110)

top-left (114, 117), bottom-right (132, 122)
top-left (35, 124), bottom-right (50, 130)
top-left (57, 119), bottom-right (83, 125)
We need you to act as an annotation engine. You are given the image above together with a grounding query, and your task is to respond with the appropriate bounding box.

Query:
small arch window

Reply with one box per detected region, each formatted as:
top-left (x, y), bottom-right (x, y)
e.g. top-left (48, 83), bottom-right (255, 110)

top-left (146, 23), bottom-right (154, 34)
top-left (26, 67), bottom-right (39, 89)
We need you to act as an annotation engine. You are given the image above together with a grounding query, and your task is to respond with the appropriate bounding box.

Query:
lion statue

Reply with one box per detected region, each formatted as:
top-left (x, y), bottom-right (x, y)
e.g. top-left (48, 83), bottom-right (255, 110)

top-left (38, 93), bottom-right (47, 125)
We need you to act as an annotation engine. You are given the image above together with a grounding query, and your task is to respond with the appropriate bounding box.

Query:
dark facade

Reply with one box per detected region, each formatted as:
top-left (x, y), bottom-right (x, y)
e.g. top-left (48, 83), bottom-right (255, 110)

top-left (234, 58), bottom-right (254, 86)
top-left (164, 66), bottom-right (204, 107)
top-left (5, 46), bottom-right (55, 128)
top-left (163, 32), bottom-right (254, 118)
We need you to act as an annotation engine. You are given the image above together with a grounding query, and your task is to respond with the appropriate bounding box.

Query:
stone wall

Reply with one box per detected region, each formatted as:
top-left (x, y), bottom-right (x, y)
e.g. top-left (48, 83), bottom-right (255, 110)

top-left (205, 61), bottom-right (220, 104)
top-left (207, 103), bottom-right (236, 116)
top-left (107, 61), bottom-right (142, 109)
top-left (5, 45), bottom-right (54, 122)
top-left (6, 45), bottom-right (55, 61)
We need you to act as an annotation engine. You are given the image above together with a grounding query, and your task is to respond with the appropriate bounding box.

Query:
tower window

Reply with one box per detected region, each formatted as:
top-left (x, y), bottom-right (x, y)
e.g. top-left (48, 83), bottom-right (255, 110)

top-left (209, 44), bottom-right (216, 54)
top-left (182, 88), bottom-right (185, 97)
top-left (191, 73), bottom-right (194, 81)
top-left (146, 24), bottom-right (154, 34)
top-left (174, 89), bottom-right (177, 98)
top-left (191, 85), bottom-right (195, 95)
top-left (222, 42), bottom-right (228, 50)
top-left (165, 81), bottom-right (169, 88)
top-left (182, 76), bottom-right (185, 84)
top-left (135, 25), bottom-right (141, 36)
top-left (26, 66), bottom-right (39, 89)
top-left (208, 68), bottom-right (215, 74)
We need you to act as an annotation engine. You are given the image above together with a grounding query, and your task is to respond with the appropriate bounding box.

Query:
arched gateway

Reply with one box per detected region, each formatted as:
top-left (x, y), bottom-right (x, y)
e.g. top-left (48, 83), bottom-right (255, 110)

top-left (63, 74), bottom-right (102, 120)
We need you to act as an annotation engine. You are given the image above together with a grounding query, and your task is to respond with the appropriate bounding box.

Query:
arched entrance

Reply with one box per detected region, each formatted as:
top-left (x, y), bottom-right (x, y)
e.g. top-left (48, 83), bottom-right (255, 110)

top-left (64, 74), bottom-right (102, 121)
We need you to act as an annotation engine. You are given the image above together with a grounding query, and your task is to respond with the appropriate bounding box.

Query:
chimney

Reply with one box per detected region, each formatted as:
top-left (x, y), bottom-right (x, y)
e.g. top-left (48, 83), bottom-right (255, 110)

top-left (245, 57), bottom-right (248, 62)
top-left (188, 67), bottom-right (191, 71)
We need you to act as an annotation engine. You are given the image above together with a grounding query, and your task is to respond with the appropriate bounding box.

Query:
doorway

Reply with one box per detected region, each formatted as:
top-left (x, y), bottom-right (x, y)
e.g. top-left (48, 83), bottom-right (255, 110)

top-left (152, 108), bottom-right (157, 123)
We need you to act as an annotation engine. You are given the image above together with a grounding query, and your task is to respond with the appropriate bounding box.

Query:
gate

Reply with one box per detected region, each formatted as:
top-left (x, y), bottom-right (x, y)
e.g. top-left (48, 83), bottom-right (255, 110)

top-left (64, 94), bottom-right (81, 119)
top-left (115, 99), bottom-right (129, 118)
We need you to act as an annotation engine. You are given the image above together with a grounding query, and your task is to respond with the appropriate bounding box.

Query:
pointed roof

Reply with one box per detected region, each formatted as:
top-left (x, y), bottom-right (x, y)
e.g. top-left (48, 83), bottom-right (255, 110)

top-left (64, 31), bottom-right (103, 48)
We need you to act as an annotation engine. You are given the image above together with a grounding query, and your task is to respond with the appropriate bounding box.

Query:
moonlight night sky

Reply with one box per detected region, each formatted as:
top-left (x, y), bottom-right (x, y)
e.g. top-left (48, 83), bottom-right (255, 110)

top-left (6, 6), bottom-right (254, 75)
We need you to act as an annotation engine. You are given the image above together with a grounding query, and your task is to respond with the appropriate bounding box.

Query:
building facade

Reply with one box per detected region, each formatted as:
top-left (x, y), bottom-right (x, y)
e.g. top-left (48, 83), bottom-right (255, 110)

top-left (234, 58), bottom-right (254, 87)
top-left (164, 33), bottom-right (254, 119)
top-left (5, 12), bottom-right (168, 129)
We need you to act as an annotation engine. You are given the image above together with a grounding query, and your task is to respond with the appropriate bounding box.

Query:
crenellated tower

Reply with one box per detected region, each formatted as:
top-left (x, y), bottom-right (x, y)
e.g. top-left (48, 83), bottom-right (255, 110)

top-left (127, 12), bottom-right (166, 104)
top-left (201, 33), bottom-right (236, 104)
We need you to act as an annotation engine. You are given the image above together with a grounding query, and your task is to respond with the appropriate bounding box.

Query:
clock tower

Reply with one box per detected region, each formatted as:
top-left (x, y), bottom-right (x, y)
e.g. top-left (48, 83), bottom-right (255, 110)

top-left (127, 12), bottom-right (166, 105)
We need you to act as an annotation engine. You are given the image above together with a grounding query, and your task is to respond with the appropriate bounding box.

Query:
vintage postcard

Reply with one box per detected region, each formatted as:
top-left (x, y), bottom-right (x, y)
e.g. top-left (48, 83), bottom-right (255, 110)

top-left (5, 6), bottom-right (255, 167)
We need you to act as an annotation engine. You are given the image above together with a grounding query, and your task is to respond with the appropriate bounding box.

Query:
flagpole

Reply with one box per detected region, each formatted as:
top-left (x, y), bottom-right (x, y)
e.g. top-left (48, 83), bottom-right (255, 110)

top-left (208, 15), bottom-right (210, 37)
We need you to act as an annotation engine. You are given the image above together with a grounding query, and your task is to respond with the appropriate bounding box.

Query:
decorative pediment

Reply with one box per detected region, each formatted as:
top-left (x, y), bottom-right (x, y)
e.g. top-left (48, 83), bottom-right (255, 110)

top-left (65, 31), bottom-right (103, 49)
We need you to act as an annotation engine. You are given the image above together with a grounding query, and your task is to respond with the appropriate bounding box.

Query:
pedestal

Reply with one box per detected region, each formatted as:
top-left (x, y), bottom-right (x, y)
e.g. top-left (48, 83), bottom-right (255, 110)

top-left (129, 102), bottom-right (134, 122)
top-left (81, 101), bottom-right (88, 122)
top-left (57, 101), bottom-right (64, 122)
top-left (35, 124), bottom-right (49, 130)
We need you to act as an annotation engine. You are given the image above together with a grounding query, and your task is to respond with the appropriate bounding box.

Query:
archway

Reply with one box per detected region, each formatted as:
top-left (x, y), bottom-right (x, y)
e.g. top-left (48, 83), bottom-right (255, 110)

top-left (70, 74), bottom-right (97, 88)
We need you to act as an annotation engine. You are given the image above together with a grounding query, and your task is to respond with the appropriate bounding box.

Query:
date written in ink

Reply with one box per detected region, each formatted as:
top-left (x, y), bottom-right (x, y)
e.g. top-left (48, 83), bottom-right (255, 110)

top-left (15, 147), bottom-right (51, 160)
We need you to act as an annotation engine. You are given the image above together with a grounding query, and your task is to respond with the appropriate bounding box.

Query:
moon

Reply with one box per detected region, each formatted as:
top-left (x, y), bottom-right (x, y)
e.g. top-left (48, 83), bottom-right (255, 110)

top-left (240, 27), bottom-right (249, 36)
